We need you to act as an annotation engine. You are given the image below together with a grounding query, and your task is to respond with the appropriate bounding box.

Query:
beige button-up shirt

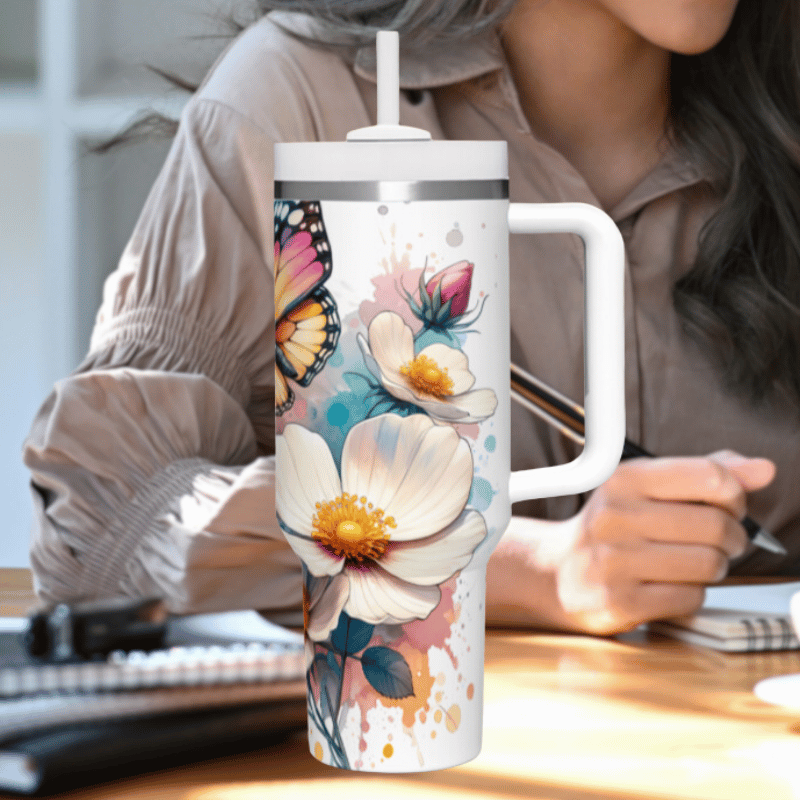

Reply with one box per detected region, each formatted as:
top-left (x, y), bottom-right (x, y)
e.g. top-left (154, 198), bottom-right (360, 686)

top-left (23, 14), bottom-right (800, 614)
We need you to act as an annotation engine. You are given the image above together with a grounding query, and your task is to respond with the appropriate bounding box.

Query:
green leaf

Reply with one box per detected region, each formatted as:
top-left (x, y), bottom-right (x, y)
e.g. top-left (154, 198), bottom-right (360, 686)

top-left (360, 646), bottom-right (415, 699)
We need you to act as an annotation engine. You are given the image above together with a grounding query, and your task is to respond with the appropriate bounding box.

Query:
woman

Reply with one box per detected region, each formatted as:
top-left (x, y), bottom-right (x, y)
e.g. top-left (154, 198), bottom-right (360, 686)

top-left (23, 0), bottom-right (800, 634)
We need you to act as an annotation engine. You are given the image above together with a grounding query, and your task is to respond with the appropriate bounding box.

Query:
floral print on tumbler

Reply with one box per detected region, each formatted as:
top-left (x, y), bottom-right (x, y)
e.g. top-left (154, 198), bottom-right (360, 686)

top-left (275, 197), bottom-right (504, 771)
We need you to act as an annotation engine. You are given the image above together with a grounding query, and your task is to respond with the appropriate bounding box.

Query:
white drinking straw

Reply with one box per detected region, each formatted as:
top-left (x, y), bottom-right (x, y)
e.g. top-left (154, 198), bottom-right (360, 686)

top-left (376, 31), bottom-right (400, 127)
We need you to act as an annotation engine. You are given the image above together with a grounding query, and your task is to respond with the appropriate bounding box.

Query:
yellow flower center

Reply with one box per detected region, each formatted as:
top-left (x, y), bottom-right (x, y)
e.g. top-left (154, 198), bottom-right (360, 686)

top-left (336, 520), bottom-right (363, 541)
top-left (400, 354), bottom-right (454, 398)
top-left (311, 492), bottom-right (396, 562)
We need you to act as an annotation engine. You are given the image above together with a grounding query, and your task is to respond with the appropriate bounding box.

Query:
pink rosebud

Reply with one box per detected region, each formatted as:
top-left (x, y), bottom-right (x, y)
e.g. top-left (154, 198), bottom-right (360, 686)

top-left (425, 261), bottom-right (474, 319)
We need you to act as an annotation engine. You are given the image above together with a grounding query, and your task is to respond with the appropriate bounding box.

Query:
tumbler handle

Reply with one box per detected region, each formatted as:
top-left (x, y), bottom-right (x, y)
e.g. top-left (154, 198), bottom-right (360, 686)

top-left (508, 202), bottom-right (625, 502)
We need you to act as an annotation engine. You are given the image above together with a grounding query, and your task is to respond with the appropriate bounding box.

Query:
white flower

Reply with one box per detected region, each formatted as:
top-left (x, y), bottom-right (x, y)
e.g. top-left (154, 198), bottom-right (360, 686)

top-left (304, 635), bottom-right (315, 670)
top-left (357, 311), bottom-right (498, 424)
top-left (303, 574), bottom-right (351, 643)
top-left (277, 414), bottom-right (487, 637)
top-left (303, 575), bottom-right (339, 644)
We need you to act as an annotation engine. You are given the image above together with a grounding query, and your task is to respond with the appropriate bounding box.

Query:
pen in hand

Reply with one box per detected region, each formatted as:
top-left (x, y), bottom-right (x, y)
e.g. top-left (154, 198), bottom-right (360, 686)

top-left (510, 362), bottom-right (786, 556)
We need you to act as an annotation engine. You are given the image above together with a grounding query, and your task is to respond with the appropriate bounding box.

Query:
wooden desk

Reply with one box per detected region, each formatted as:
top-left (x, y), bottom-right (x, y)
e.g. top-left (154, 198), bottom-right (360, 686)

top-left (3, 569), bottom-right (800, 800)
top-left (0, 568), bottom-right (37, 616)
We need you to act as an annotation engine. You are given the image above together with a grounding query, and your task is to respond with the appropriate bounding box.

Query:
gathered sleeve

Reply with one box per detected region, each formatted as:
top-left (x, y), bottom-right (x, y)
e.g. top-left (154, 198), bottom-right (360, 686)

top-left (24, 95), bottom-right (309, 614)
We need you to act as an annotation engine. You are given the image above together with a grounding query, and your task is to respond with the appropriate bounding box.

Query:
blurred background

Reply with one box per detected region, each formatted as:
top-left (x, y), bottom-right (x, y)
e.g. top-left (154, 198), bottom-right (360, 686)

top-left (1, 0), bottom-right (253, 567)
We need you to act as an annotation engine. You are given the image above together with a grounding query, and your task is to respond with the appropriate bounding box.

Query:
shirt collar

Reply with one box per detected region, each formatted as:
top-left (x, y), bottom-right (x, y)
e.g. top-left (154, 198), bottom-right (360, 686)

top-left (609, 148), bottom-right (707, 222)
top-left (353, 34), bottom-right (505, 89)
top-left (350, 19), bottom-right (708, 219)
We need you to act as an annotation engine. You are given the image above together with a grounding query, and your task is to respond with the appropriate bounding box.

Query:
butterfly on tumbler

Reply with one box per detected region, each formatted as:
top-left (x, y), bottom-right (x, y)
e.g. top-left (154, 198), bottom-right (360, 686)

top-left (274, 200), bottom-right (341, 415)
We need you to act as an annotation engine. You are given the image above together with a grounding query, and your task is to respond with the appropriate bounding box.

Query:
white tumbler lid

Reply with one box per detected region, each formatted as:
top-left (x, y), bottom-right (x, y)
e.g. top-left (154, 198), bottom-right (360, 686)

top-left (274, 31), bottom-right (507, 185)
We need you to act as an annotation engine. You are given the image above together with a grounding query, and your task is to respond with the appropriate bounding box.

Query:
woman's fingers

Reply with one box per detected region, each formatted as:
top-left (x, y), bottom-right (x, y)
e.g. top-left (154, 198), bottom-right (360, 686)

top-left (556, 557), bottom-right (708, 634)
top-left (707, 449), bottom-right (776, 492)
top-left (584, 497), bottom-right (747, 557)
top-left (553, 451), bottom-right (779, 635)
top-left (606, 452), bottom-right (776, 522)
top-left (587, 539), bottom-right (732, 584)
top-left (609, 458), bottom-right (744, 518)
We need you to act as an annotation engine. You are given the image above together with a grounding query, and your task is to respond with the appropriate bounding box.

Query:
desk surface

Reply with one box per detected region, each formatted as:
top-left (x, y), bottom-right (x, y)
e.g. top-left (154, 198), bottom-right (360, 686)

top-left (3, 569), bottom-right (800, 800)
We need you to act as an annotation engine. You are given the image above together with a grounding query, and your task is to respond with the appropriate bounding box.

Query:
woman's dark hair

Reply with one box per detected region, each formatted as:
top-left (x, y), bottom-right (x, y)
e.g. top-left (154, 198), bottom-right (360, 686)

top-left (670, 0), bottom-right (800, 408)
top-left (103, 0), bottom-right (800, 409)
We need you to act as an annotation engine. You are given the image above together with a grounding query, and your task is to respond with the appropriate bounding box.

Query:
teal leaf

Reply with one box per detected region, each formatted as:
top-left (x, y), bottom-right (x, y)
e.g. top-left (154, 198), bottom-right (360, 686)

top-left (431, 278), bottom-right (443, 311)
top-left (360, 646), bottom-right (415, 699)
top-left (319, 681), bottom-right (333, 722)
top-left (316, 659), bottom-right (339, 721)
top-left (311, 652), bottom-right (327, 681)
top-left (326, 650), bottom-right (341, 677)
top-left (435, 296), bottom-right (453, 323)
top-left (418, 269), bottom-right (427, 299)
top-left (331, 613), bottom-right (374, 655)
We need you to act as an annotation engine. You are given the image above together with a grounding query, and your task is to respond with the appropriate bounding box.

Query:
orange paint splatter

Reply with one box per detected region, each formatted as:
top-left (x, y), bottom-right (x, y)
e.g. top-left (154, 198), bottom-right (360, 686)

top-left (349, 584), bottom-right (460, 734)
top-left (374, 642), bottom-right (436, 728)
top-left (435, 691), bottom-right (443, 703)
top-left (434, 710), bottom-right (443, 723)
top-left (445, 705), bottom-right (461, 733)
top-left (419, 711), bottom-right (427, 723)
top-left (383, 743), bottom-right (394, 758)
top-left (467, 683), bottom-right (475, 700)
top-left (314, 742), bottom-right (323, 760)
top-left (431, 731), bottom-right (437, 739)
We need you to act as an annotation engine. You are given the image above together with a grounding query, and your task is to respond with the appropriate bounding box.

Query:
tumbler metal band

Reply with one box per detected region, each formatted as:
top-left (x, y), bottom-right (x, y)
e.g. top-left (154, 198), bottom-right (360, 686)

top-left (274, 179), bottom-right (509, 202)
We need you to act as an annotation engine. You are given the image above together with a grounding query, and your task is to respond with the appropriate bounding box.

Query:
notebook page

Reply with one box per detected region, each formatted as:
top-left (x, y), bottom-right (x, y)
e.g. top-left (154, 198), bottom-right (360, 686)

top-left (703, 580), bottom-right (800, 614)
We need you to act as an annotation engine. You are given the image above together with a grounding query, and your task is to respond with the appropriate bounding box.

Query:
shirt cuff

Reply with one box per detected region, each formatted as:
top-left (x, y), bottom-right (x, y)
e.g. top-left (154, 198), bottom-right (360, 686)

top-left (78, 456), bottom-right (219, 599)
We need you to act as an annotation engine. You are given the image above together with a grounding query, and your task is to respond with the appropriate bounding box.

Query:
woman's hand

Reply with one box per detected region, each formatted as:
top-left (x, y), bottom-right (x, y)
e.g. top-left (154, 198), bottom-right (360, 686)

top-left (486, 451), bottom-right (776, 635)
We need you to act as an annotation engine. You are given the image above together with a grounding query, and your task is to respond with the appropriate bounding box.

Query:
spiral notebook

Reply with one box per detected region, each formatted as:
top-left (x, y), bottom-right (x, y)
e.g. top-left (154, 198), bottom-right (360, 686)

top-left (1, 610), bottom-right (304, 698)
top-left (0, 610), bottom-right (307, 794)
top-left (648, 580), bottom-right (800, 652)
top-left (0, 611), bottom-right (306, 737)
